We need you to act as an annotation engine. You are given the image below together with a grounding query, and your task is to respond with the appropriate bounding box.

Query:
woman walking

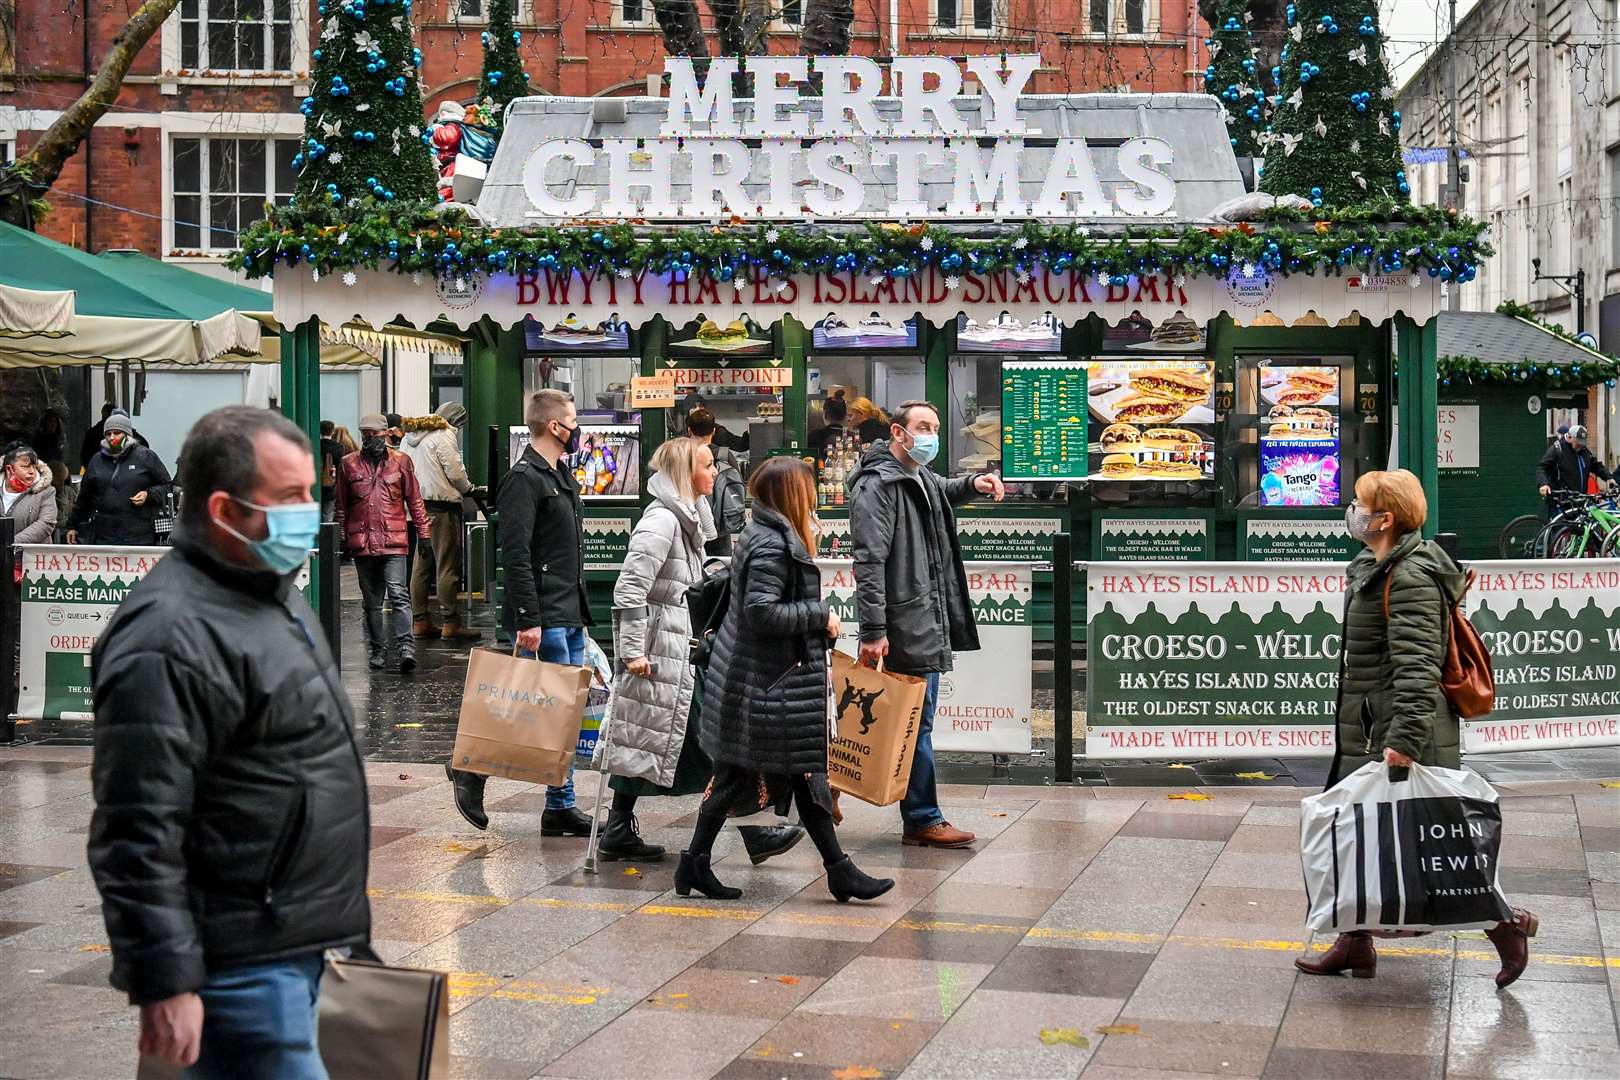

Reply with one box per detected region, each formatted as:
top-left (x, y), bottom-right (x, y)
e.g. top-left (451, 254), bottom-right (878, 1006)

top-left (1296, 469), bottom-right (1537, 987)
top-left (676, 457), bottom-right (893, 903)
top-left (596, 439), bottom-right (803, 864)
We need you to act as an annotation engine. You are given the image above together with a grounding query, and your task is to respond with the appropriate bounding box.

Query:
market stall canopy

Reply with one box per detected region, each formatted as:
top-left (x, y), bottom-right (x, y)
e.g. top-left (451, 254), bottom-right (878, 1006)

top-left (1437, 311), bottom-right (1610, 371)
top-left (0, 283), bottom-right (75, 338)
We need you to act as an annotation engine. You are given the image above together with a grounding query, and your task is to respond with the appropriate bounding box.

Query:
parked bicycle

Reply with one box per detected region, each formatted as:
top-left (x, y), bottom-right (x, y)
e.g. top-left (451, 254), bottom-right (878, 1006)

top-left (1499, 490), bottom-right (1620, 559)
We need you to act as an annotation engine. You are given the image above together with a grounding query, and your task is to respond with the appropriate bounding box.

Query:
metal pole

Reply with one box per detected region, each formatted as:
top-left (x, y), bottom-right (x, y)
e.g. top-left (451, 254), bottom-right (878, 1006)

top-left (318, 521), bottom-right (341, 667)
top-left (1577, 269), bottom-right (1587, 336)
top-left (1052, 531), bottom-right (1073, 784)
top-left (2, 517), bottom-right (18, 745)
top-left (1445, 0), bottom-right (1461, 312)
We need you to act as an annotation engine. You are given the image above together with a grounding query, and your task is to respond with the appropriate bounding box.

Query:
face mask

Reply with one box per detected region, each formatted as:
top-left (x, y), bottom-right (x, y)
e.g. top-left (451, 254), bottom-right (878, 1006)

top-left (552, 421), bottom-right (581, 455)
top-left (103, 433), bottom-right (130, 456)
top-left (216, 497), bottom-right (321, 575)
top-left (1345, 503), bottom-right (1383, 543)
top-left (362, 435), bottom-right (388, 459)
top-left (904, 430), bottom-right (940, 468)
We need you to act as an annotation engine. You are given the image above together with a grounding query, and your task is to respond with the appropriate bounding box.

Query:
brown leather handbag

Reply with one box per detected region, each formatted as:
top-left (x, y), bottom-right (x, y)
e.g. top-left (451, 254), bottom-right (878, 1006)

top-left (1383, 567), bottom-right (1496, 718)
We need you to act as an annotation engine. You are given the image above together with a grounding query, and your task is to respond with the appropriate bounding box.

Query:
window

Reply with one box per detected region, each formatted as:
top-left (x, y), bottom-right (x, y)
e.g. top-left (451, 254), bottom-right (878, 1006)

top-left (934, 0), bottom-right (997, 33)
top-left (1089, 0), bottom-right (1152, 35)
top-left (1125, 0), bottom-right (1144, 33)
top-left (171, 136), bottom-right (297, 251)
top-left (937, 0), bottom-right (958, 28)
top-left (1609, 149), bottom-right (1620, 264)
top-left (456, 0), bottom-right (485, 19)
top-left (972, 0), bottom-right (994, 31)
top-left (178, 0), bottom-right (292, 72)
top-left (778, 0), bottom-right (801, 25)
top-left (1090, 0), bottom-right (1109, 33)
top-left (0, 140), bottom-right (12, 167)
top-left (613, 0), bottom-right (651, 27)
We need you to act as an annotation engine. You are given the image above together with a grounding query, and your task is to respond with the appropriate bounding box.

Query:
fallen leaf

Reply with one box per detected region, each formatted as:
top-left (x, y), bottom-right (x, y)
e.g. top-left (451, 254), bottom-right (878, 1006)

top-left (397, 773), bottom-right (411, 780)
top-left (78, 943), bottom-right (111, 953)
top-left (443, 841), bottom-right (482, 854)
top-left (1601, 781), bottom-right (1620, 789)
top-left (623, 867), bottom-right (641, 876)
top-left (395, 722), bottom-right (424, 729)
top-left (777, 975), bottom-right (800, 985)
top-left (1097, 1024), bottom-right (1141, 1036)
top-left (990, 812), bottom-right (1008, 818)
top-left (1039, 1028), bottom-right (1090, 1048)
top-left (832, 1068), bottom-right (883, 1080)
top-left (1168, 792), bottom-right (1211, 801)
top-left (1166, 763), bottom-right (1195, 770)
top-left (1234, 771), bottom-right (1276, 781)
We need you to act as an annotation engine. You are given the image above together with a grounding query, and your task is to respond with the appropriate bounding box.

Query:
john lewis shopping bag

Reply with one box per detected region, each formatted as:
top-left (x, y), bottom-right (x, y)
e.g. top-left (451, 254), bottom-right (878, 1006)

top-left (452, 646), bottom-right (590, 786)
top-left (1301, 762), bottom-right (1514, 933)
top-left (827, 648), bottom-right (926, 806)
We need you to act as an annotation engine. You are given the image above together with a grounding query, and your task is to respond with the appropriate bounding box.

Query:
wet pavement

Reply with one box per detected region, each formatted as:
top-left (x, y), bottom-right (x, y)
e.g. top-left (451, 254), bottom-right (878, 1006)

top-left (2, 742), bottom-right (1618, 1079)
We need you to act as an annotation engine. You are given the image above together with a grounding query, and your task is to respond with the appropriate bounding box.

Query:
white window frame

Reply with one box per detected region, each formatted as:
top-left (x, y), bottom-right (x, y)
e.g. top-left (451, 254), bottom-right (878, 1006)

top-left (1085, 0), bottom-right (1158, 38)
top-left (160, 0), bottom-right (311, 92)
top-left (771, 0), bottom-right (804, 33)
top-left (453, 0), bottom-right (489, 22)
top-left (612, 0), bottom-right (655, 29)
top-left (931, 0), bottom-right (1004, 37)
top-left (160, 116), bottom-right (304, 259)
top-left (0, 136), bottom-right (13, 167)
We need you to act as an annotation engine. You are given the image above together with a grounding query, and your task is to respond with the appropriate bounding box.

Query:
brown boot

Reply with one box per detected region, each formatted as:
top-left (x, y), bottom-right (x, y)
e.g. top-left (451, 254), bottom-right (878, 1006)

top-left (441, 621), bottom-right (482, 642)
top-left (902, 821), bottom-right (976, 848)
top-left (412, 617), bottom-right (437, 639)
top-left (1295, 932), bottom-right (1376, 978)
top-left (1484, 908), bottom-right (1538, 989)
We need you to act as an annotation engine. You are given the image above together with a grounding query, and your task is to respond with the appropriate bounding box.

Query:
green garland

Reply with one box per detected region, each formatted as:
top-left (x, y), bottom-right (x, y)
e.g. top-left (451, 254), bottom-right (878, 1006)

top-left (1438, 300), bottom-right (1620, 389)
top-left (229, 197), bottom-right (1491, 287)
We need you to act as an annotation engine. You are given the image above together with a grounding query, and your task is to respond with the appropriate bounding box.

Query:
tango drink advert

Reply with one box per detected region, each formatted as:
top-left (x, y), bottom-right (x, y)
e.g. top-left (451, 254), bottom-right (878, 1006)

top-left (820, 561), bottom-right (1033, 754)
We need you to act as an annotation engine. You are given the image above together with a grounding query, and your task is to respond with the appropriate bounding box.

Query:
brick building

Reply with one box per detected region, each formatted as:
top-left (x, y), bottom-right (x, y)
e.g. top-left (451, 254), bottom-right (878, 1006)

top-left (1, 1), bottom-right (1206, 275)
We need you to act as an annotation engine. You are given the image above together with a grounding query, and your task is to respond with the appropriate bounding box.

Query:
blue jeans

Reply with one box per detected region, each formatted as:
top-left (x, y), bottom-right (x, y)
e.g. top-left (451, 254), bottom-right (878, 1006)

top-left (187, 954), bottom-right (326, 1080)
top-left (355, 555), bottom-right (411, 657)
top-left (900, 673), bottom-right (944, 832)
top-left (521, 626), bottom-right (586, 810)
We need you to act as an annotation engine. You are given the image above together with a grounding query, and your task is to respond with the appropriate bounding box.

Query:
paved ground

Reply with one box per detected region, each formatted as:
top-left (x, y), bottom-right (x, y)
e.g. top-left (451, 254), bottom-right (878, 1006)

top-left (2, 744), bottom-right (1618, 1080)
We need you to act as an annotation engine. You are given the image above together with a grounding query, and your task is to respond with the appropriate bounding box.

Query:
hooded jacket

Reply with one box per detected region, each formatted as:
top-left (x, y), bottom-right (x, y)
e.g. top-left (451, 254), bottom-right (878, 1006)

top-left (401, 413), bottom-right (474, 505)
top-left (2, 470), bottom-right (58, 545)
top-left (1328, 532), bottom-right (1467, 786)
top-left (70, 442), bottom-right (172, 545)
top-left (845, 442), bottom-right (980, 675)
top-left (597, 470), bottom-right (716, 787)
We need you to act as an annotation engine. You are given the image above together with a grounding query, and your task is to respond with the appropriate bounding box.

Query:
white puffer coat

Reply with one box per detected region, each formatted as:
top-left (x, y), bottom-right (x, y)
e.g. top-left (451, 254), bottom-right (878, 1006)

top-left (597, 470), bottom-right (716, 786)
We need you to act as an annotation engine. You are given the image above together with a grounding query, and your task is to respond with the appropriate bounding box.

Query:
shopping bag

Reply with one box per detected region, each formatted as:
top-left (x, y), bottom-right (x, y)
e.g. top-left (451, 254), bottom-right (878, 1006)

top-left (826, 648), bottom-right (927, 806)
top-left (1300, 762), bottom-right (1514, 933)
top-left (451, 646), bottom-right (590, 786)
top-left (578, 635), bottom-right (613, 765)
top-left (320, 952), bottom-right (450, 1080)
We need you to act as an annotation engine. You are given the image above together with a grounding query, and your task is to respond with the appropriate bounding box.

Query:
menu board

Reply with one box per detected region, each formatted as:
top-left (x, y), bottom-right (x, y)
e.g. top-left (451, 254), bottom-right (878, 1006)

top-left (1001, 360), bottom-right (1089, 480)
top-left (1087, 358), bottom-right (1215, 482)
top-left (1257, 362), bottom-right (1342, 507)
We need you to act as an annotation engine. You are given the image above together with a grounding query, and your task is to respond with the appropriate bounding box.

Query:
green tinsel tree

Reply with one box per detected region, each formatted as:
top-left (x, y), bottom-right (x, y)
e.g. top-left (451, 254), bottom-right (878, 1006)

top-left (294, 0), bottom-right (438, 208)
top-left (478, 0), bottom-right (531, 131)
top-left (1260, 0), bottom-right (1407, 208)
top-left (1203, 0), bottom-right (1266, 158)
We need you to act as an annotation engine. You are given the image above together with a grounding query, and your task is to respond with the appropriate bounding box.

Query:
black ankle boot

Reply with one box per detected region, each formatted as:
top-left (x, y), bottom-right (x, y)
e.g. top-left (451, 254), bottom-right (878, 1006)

top-left (739, 824), bottom-right (805, 865)
top-left (445, 763), bottom-right (488, 831)
top-left (675, 852), bottom-right (741, 900)
top-left (826, 856), bottom-right (894, 903)
top-left (599, 812), bottom-right (666, 862)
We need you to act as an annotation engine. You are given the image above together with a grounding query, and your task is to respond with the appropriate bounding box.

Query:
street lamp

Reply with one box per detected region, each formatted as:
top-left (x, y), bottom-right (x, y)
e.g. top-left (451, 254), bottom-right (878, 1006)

top-left (1531, 257), bottom-right (1587, 337)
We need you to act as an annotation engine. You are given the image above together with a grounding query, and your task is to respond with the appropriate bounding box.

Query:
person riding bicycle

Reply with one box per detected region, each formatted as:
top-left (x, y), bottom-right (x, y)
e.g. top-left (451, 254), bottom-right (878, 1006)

top-left (1537, 425), bottom-right (1615, 513)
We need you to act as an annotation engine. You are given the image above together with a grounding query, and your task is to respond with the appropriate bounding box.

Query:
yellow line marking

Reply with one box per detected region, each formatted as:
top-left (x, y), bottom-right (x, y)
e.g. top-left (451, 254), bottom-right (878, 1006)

top-left (633, 903), bottom-right (765, 922)
top-left (368, 887), bottom-right (629, 913)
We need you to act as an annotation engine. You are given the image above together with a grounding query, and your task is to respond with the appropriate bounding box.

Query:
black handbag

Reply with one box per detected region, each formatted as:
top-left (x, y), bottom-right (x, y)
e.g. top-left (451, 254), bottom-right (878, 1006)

top-left (685, 558), bottom-right (732, 669)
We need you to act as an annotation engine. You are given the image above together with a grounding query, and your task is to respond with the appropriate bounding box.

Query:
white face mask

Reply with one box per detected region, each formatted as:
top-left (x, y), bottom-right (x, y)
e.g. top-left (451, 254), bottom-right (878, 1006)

top-left (1345, 502), bottom-right (1386, 542)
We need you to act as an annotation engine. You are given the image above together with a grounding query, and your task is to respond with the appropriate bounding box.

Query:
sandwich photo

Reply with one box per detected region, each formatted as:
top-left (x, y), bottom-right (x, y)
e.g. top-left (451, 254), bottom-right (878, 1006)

top-left (1285, 369), bottom-right (1337, 393)
top-left (1267, 404), bottom-right (1295, 422)
top-left (1268, 423), bottom-right (1299, 437)
top-left (1276, 387), bottom-right (1328, 408)
top-left (674, 319), bottom-right (770, 352)
top-left (1099, 423), bottom-right (1143, 451)
top-left (1137, 313), bottom-right (1204, 351)
top-left (1127, 367), bottom-right (1211, 403)
top-left (1100, 453), bottom-right (1139, 479)
top-left (1138, 459), bottom-right (1203, 479)
top-left (1113, 393), bottom-right (1192, 425)
top-left (1141, 427), bottom-right (1203, 451)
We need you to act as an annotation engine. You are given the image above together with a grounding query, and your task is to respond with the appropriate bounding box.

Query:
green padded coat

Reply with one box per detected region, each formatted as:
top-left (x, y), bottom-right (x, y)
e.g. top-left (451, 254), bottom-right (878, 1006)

top-left (1327, 531), bottom-right (1468, 787)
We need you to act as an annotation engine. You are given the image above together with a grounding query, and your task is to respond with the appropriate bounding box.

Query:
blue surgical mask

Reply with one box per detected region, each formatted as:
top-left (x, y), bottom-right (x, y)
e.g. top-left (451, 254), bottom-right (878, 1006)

top-left (217, 497), bottom-right (320, 575)
top-left (905, 430), bottom-right (940, 468)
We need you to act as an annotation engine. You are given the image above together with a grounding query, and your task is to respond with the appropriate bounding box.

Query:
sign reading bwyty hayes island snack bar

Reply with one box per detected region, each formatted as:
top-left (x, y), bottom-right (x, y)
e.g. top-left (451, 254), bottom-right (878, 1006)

top-left (1086, 562), bottom-right (1344, 758)
top-left (17, 545), bottom-right (310, 722)
top-left (583, 514), bottom-right (634, 571)
top-left (821, 560), bottom-right (1033, 754)
top-left (1461, 560), bottom-right (1620, 753)
top-left (1097, 515), bottom-right (1211, 561)
top-left (817, 513), bottom-right (1061, 562)
top-left (1242, 518), bottom-right (1357, 562)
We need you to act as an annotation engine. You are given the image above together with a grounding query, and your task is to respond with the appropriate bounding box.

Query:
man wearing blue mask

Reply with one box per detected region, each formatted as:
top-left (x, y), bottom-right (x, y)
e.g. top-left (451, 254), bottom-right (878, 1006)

top-left (87, 406), bottom-right (369, 1077)
top-left (846, 400), bottom-right (1004, 849)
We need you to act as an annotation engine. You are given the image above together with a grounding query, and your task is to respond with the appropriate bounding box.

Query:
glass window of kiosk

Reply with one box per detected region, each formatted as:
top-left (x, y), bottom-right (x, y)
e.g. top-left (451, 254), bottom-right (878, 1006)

top-left (948, 311), bottom-right (1067, 493)
top-left (806, 312), bottom-right (923, 507)
top-left (1238, 354), bottom-right (1351, 507)
top-left (667, 317), bottom-right (782, 483)
top-left (522, 315), bottom-right (638, 414)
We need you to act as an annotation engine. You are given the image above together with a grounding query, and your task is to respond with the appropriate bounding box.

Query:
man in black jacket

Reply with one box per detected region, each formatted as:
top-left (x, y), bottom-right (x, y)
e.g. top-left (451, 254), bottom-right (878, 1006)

top-left (88, 406), bottom-right (368, 1076)
top-left (446, 388), bottom-right (594, 836)
top-left (67, 410), bottom-right (172, 546)
top-left (847, 400), bottom-right (1003, 849)
top-left (1537, 424), bottom-right (1615, 511)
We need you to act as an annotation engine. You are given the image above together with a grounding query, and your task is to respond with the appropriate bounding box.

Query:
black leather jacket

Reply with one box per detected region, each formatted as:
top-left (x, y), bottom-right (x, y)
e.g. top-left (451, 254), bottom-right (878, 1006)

top-left (88, 534), bottom-right (370, 1005)
top-left (499, 444), bottom-right (591, 631)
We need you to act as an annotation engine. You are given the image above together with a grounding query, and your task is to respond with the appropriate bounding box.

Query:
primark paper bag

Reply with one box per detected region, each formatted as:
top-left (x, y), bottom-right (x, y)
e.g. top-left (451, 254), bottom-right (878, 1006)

top-left (1301, 762), bottom-right (1514, 933)
top-left (452, 647), bottom-right (590, 786)
top-left (826, 648), bottom-right (927, 806)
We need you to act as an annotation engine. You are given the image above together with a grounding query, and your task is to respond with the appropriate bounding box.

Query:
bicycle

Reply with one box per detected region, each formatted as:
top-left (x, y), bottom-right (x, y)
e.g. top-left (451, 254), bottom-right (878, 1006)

top-left (1539, 491), bottom-right (1620, 558)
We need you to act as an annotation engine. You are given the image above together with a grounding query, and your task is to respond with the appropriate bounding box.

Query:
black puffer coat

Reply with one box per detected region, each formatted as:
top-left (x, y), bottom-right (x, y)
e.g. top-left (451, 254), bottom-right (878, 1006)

top-left (88, 534), bottom-right (370, 1005)
top-left (71, 444), bottom-right (173, 545)
top-left (699, 508), bottom-right (831, 776)
top-left (1328, 532), bottom-right (1466, 786)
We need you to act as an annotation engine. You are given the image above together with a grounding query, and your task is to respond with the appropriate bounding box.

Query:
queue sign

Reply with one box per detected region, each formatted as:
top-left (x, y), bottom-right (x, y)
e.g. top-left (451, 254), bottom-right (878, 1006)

top-left (1002, 360), bottom-right (1089, 480)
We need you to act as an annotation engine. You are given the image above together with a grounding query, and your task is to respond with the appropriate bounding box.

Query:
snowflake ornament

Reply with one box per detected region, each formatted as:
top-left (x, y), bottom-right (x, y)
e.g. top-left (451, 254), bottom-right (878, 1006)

top-left (338, 231), bottom-right (349, 245)
top-left (1013, 237), bottom-right (1029, 249)
top-left (1242, 262), bottom-right (1256, 279)
top-left (944, 275), bottom-right (960, 291)
top-left (920, 235), bottom-right (934, 251)
top-left (411, 272), bottom-right (423, 286)
top-left (356, 102), bottom-right (370, 113)
top-left (328, 151), bottom-right (343, 164)
top-left (408, 124), bottom-right (421, 137)
top-left (1016, 270), bottom-right (1031, 285)
top-left (616, 267), bottom-right (632, 279)
top-left (1349, 139), bottom-right (1361, 154)
top-left (342, 271), bottom-right (357, 287)
top-left (765, 228), bottom-right (780, 243)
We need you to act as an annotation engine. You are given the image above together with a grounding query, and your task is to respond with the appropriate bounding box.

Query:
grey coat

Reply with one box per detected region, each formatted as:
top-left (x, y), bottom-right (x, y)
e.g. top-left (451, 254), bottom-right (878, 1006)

top-left (3, 472), bottom-right (58, 545)
top-left (597, 471), bottom-right (716, 787)
top-left (845, 442), bottom-right (980, 675)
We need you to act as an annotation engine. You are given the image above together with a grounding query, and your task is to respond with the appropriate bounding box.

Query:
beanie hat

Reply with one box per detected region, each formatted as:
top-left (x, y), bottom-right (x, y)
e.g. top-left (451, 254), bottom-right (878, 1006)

top-left (436, 401), bottom-right (469, 428)
top-left (104, 411), bottom-right (134, 435)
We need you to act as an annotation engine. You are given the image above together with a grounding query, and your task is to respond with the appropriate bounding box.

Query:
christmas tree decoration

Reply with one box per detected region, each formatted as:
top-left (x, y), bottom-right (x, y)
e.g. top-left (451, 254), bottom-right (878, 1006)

top-left (296, 1), bottom-right (436, 207)
top-left (478, 0), bottom-right (531, 131)
top-left (1261, 0), bottom-right (1407, 212)
top-left (1203, 0), bottom-right (1267, 157)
